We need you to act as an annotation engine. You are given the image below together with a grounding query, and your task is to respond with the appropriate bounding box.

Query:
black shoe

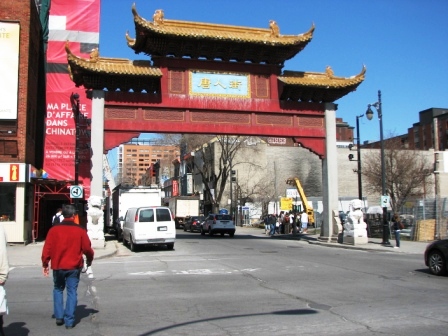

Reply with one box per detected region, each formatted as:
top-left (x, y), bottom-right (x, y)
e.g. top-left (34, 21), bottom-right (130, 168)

top-left (56, 319), bottom-right (64, 326)
top-left (65, 326), bottom-right (73, 329)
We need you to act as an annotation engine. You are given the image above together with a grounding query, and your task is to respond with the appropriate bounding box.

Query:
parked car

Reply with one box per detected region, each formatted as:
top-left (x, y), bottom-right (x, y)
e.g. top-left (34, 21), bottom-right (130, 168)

top-left (201, 213), bottom-right (235, 237)
top-left (122, 206), bottom-right (176, 252)
top-left (184, 215), bottom-right (205, 233)
top-left (424, 239), bottom-right (448, 276)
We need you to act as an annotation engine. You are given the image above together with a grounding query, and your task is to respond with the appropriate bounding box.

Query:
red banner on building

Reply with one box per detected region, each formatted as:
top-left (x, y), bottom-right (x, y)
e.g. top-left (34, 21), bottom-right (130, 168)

top-left (172, 180), bottom-right (179, 197)
top-left (44, 0), bottom-right (101, 198)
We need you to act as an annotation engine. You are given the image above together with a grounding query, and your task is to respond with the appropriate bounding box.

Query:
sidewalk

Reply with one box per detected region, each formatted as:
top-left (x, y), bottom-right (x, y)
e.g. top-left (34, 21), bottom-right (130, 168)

top-left (7, 227), bottom-right (431, 267)
top-left (7, 239), bottom-right (117, 267)
top-left (237, 226), bottom-right (430, 255)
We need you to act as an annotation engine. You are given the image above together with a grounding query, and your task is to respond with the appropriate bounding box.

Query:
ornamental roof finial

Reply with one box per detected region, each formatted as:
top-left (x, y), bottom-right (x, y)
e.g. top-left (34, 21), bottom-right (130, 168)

top-left (269, 20), bottom-right (280, 37)
top-left (153, 9), bottom-right (164, 26)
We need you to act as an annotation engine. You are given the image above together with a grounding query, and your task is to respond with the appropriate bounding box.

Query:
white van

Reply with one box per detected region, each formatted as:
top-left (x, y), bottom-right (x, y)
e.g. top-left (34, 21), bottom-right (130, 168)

top-left (122, 206), bottom-right (176, 251)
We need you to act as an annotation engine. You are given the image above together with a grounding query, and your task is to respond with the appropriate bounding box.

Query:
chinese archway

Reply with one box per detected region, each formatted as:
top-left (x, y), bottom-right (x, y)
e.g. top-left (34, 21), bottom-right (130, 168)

top-left (65, 5), bottom-right (365, 242)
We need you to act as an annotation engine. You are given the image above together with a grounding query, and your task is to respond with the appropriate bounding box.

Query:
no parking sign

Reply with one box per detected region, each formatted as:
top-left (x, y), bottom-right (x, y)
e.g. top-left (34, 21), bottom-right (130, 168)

top-left (70, 185), bottom-right (83, 199)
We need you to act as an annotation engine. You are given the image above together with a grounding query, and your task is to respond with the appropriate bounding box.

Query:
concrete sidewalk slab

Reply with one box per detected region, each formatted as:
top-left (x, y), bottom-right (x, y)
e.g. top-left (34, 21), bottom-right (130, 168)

top-left (236, 225), bottom-right (430, 255)
top-left (7, 240), bottom-right (117, 267)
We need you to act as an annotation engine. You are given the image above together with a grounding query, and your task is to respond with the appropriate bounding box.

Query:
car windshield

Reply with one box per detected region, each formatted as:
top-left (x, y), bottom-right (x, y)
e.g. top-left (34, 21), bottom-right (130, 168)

top-left (192, 216), bottom-right (205, 221)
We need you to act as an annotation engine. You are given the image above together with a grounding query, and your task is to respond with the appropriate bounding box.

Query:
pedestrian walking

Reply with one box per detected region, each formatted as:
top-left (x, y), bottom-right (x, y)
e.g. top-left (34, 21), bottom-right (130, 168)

top-left (0, 223), bottom-right (9, 336)
top-left (300, 211), bottom-right (309, 234)
top-left (289, 212), bottom-right (294, 234)
top-left (263, 214), bottom-right (270, 235)
top-left (391, 213), bottom-right (404, 248)
top-left (276, 215), bottom-right (281, 234)
top-left (52, 208), bottom-right (64, 225)
top-left (41, 204), bottom-right (94, 330)
top-left (269, 214), bottom-right (277, 236)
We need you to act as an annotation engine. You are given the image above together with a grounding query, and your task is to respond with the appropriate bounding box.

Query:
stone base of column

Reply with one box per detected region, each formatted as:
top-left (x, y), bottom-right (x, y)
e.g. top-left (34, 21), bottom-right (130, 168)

top-left (343, 235), bottom-right (368, 245)
top-left (90, 239), bottom-right (105, 249)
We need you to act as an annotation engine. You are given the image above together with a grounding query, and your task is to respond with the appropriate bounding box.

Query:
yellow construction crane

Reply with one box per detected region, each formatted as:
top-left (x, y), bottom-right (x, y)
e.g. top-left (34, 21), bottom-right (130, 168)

top-left (286, 177), bottom-right (315, 225)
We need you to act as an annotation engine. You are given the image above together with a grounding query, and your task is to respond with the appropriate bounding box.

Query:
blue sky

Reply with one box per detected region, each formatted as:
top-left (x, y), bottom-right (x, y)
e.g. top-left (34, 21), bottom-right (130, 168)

top-left (99, 0), bottom-right (448, 145)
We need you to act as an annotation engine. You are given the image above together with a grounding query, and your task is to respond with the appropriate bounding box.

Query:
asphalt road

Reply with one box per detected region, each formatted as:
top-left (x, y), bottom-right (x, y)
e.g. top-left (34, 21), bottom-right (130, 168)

top-left (4, 230), bottom-right (447, 336)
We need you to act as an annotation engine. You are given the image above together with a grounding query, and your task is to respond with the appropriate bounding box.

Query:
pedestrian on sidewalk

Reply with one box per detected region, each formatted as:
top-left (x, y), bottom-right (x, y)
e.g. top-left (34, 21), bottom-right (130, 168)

top-left (276, 214), bottom-right (281, 234)
top-left (0, 223), bottom-right (9, 336)
top-left (263, 214), bottom-right (270, 235)
top-left (268, 214), bottom-right (277, 236)
top-left (289, 212), bottom-right (295, 234)
top-left (41, 204), bottom-right (94, 330)
top-left (52, 208), bottom-right (64, 225)
top-left (300, 211), bottom-right (309, 234)
top-left (391, 213), bottom-right (404, 248)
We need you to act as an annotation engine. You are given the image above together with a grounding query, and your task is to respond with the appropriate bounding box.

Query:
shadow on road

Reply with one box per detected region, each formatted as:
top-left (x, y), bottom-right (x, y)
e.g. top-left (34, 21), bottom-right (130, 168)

top-left (137, 309), bottom-right (319, 336)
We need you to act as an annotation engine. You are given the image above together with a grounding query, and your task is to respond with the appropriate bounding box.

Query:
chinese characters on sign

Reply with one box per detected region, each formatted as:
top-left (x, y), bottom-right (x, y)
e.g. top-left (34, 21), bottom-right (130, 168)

top-left (190, 71), bottom-right (250, 98)
top-left (267, 138), bottom-right (287, 145)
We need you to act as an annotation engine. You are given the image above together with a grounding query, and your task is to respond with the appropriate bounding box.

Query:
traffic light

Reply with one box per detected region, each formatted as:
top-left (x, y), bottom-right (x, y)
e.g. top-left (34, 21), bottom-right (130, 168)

top-left (348, 143), bottom-right (354, 150)
top-left (231, 170), bottom-right (236, 182)
top-left (348, 154), bottom-right (355, 161)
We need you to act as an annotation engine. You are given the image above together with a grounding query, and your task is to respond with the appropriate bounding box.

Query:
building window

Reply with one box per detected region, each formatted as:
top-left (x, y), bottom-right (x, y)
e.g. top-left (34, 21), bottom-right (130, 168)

top-left (0, 184), bottom-right (16, 221)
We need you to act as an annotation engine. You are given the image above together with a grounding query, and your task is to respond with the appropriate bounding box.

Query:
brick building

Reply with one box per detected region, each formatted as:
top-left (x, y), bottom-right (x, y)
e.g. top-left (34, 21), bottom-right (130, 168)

top-left (0, 1), bottom-right (46, 242)
top-left (364, 107), bottom-right (448, 151)
top-left (117, 143), bottom-right (179, 187)
top-left (408, 108), bottom-right (448, 150)
top-left (336, 118), bottom-right (354, 142)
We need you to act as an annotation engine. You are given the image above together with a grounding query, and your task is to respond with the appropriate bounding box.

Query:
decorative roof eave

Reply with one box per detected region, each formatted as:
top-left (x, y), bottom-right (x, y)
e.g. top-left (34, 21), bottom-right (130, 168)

top-left (279, 65), bottom-right (366, 87)
top-left (126, 5), bottom-right (314, 63)
top-left (278, 66), bottom-right (366, 103)
top-left (65, 41), bottom-right (162, 92)
top-left (65, 41), bottom-right (162, 77)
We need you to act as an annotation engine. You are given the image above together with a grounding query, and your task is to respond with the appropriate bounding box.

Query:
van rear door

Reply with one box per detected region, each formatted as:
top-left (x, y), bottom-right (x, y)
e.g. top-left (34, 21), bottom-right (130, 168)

top-left (155, 208), bottom-right (176, 239)
top-left (134, 208), bottom-right (175, 243)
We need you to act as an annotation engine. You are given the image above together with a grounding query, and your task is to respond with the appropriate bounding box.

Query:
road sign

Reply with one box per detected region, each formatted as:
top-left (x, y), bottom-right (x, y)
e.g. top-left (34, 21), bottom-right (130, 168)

top-left (70, 185), bottom-right (83, 199)
top-left (381, 195), bottom-right (390, 208)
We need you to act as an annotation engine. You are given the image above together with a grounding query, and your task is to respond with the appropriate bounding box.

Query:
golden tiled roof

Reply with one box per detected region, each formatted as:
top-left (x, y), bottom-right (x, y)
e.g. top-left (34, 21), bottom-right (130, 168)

top-left (65, 42), bottom-right (162, 91)
top-left (126, 5), bottom-right (314, 64)
top-left (279, 65), bottom-right (366, 87)
top-left (65, 42), bottom-right (162, 77)
top-left (278, 66), bottom-right (366, 102)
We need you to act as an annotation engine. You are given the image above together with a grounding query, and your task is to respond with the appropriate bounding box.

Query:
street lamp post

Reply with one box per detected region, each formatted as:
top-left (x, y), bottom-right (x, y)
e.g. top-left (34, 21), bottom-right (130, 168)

top-left (356, 114), bottom-right (364, 201)
top-left (349, 114), bottom-right (370, 202)
top-left (229, 157), bottom-right (234, 218)
top-left (366, 90), bottom-right (390, 245)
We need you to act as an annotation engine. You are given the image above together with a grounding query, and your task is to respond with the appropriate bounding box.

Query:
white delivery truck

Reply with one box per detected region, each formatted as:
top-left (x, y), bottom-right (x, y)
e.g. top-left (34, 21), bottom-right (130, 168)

top-left (112, 186), bottom-right (163, 240)
top-left (168, 196), bottom-right (200, 229)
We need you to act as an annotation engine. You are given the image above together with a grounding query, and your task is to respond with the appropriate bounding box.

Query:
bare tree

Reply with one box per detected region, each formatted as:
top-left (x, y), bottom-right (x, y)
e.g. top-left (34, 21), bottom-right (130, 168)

top-left (188, 135), bottom-right (262, 213)
top-left (250, 169), bottom-right (277, 216)
top-left (156, 134), bottom-right (182, 146)
top-left (362, 137), bottom-right (433, 212)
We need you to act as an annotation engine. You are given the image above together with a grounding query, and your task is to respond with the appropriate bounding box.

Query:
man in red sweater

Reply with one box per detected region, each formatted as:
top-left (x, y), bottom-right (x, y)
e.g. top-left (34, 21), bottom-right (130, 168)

top-left (41, 204), bottom-right (94, 329)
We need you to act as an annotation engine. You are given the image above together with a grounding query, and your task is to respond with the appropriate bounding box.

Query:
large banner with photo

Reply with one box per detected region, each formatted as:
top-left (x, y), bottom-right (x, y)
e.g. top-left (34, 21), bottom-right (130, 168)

top-left (44, 0), bottom-right (101, 198)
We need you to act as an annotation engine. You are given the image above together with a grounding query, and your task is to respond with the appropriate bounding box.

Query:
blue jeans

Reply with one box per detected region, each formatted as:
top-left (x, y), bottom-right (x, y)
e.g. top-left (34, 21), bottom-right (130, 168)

top-left (53, 269), bottom-right (81, 327)
top-left (394, 230), bottom-right (401, 247)
top-left (270, 224), bottom-right (276, 235)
